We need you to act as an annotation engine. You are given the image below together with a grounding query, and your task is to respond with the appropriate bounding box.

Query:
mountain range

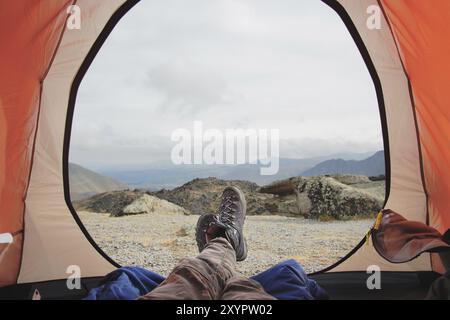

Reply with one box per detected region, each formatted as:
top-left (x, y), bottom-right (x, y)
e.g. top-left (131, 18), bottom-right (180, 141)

top-left (97, 151), bottom-right (381, 190)
top-left (301, 150), bottom-right (385, 177)
top-left (69, 150), bottom-right (385, 196)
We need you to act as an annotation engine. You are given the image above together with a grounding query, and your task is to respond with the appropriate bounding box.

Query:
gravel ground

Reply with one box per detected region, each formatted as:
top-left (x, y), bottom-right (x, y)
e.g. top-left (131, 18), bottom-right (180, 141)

top-left (79, 211), bottom-right (373, 277)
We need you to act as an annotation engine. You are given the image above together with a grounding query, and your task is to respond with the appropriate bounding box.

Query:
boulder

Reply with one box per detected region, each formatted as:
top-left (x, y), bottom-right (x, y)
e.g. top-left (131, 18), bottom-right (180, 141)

top-left (155, 177), bottom-right (273, 215)
top-left (73, 189), bottom-right (190, 217)
top-left (330, 174), bottom-right (371, 185)
top-left (118, 194), bottom-right (190, 217)
top-left (73, 189), bottom-right (146, 215)
top-left (259, 176), bottom-right (383, 219)
top-left (300, 176), bottom-right (382, 219)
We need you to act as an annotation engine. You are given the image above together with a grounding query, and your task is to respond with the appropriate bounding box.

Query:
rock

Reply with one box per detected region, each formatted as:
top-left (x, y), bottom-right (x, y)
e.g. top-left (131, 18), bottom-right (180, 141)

top-left (154, 177), bottom-right (273, 215)
top-left (259, 175), bottom-right (383, 219)
top-left (118, 194), bottom-right (190, 217)
top-left (330, 174), bottom-right (371, 185)
top-left (276, 197), bottom-right (301, 215)
top-left (301, 176), bottom-right (382, 219)
top-left (73, 189), bottom-right (190, 217)
top-left (259, 177), bottom-right (306, 196)
top-left (369, 175), bottom-right (386, 181)
top-left (73, 190), bottom-right (146, 215)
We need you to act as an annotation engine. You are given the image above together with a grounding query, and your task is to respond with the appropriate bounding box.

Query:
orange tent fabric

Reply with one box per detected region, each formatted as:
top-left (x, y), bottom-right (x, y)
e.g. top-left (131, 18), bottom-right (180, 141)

top-left (381, 0), bottom-right (450, 235)
top-left (0, 0), bottom-right (72, 286)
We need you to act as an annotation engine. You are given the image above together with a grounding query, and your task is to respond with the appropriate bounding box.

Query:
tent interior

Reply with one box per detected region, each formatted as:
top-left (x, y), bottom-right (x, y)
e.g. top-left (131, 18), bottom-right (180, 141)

top-left (0, 0), bottom-right (449, 300)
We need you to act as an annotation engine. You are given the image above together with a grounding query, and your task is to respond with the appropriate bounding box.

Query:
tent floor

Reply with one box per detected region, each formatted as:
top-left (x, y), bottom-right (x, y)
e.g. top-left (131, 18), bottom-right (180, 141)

top-left (0, 271), bottom-right (440, 300)
top-left (0, 277), bottom-right (103, 300)
top-left (311, 271), bottom-right (440, 300)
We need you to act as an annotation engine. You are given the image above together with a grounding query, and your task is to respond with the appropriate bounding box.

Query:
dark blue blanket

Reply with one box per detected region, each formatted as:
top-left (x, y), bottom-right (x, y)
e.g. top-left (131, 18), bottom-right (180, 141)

top-left (84, 259), bottom-right (328, 300)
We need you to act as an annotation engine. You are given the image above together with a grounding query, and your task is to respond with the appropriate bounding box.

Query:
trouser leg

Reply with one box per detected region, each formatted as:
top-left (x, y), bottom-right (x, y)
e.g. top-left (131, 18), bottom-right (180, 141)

top-left (139, 237), bottom-right (236, 300)
top-left (220, 277), bottom-right (276, 300)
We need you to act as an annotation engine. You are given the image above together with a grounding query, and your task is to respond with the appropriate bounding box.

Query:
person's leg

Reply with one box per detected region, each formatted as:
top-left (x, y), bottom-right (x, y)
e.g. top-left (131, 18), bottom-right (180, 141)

top-left (140, 186), bottom-right (274, 300)
top-left (139, 237), bottom-right (236, 300)
top-left (220, 277), bottom-right (277, 300)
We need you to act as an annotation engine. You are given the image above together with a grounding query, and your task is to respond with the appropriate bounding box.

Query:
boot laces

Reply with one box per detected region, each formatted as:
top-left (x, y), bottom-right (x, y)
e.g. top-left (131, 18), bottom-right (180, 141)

top-left (219, 194), bottom-right (236, 225)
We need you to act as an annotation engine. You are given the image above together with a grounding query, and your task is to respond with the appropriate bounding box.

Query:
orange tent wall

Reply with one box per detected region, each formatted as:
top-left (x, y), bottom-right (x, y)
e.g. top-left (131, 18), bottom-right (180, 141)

top-left (0, 0), bottom-right (73, 286)
top-left (381, 0), bottom-right (450, 236)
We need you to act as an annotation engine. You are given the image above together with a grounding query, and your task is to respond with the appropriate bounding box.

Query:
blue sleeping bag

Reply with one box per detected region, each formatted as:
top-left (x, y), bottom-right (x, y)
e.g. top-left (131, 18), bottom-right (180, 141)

top-left (252, 259), bottom-right (328, 300)
top-left (84, 259), bottom-right (328, 300)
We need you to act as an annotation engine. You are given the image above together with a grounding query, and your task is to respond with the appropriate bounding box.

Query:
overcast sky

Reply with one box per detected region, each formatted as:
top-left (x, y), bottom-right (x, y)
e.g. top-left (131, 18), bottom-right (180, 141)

top-left (70, 0), bottom-right (382, 169)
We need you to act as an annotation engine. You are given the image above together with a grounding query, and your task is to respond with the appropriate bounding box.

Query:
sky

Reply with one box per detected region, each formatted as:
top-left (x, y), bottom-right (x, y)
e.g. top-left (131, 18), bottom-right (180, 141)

top-left (70, 0), bottom-right (383, 169)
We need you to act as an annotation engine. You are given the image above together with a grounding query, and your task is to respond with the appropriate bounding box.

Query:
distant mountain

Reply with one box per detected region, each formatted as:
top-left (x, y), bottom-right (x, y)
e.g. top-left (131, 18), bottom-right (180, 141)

top-left (69, 163), bottom-right (129, 201)
top-left (99, 151), bottom-right (381, 190)
top-left (301, 151), bottom-right (385, 177)
top-left (100, 157), bottom-right (328, 190)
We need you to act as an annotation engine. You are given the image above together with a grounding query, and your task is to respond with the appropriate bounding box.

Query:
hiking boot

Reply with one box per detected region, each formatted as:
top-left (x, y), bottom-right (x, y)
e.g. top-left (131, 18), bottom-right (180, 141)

top-left (213, 186), bottom-right (248, 261)
top-left (194, 187), bottom-right (248, 261)
top-left (195, 213), bottom-right (217, 253)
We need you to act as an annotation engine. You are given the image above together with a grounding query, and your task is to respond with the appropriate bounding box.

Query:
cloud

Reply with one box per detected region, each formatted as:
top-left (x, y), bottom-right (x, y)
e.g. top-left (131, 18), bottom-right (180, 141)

top-left (147, 59), bottom-right (241, 114)
top-left (70, 0), bottom-right (382, 168)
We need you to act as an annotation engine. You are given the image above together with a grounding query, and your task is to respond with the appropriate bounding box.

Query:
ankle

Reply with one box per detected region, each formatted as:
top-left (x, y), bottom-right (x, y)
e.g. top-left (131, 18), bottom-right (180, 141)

top-left (206, 223), bottom-right (226, 242)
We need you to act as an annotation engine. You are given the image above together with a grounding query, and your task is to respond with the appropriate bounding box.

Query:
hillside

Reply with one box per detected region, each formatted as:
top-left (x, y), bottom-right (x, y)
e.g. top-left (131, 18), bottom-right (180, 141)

top-left (69, 163), bottom-right (129, 201)
top-left (301, 151), bottom-right (385, 177)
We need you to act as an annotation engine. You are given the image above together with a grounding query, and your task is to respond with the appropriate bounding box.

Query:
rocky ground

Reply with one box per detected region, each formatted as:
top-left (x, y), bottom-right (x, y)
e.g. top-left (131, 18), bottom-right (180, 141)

top-left (75, 174), bottom-right (382, 276)
top-left (79, 211), bottom-right (373, 277)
